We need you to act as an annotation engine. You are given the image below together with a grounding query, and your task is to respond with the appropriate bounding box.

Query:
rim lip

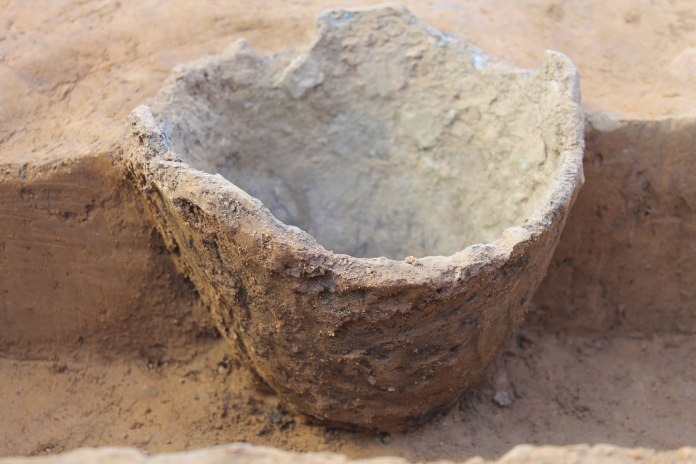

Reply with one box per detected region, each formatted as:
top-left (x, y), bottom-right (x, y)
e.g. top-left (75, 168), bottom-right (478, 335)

top-left (127, 8), bottom-right (585, 285)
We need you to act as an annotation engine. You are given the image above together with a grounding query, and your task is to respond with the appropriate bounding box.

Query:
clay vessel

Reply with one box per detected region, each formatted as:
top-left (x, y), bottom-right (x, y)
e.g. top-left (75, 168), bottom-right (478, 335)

top-left (122, 6), bottom-right (584, 431)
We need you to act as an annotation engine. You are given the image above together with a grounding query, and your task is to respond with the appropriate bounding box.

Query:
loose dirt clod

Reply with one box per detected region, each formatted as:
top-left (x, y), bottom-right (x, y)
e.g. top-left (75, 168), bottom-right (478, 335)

top-left (121, 6), bottom-right (584, 431)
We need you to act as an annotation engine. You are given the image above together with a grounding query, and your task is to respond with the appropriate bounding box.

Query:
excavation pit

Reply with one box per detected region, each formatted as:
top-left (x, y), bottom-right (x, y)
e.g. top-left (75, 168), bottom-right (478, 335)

top-left (123, 6), bottom-right (584, 431)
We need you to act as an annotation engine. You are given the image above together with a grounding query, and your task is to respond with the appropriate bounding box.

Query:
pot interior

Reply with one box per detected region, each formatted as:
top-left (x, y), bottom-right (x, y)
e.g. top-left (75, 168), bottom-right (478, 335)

top-left (154, 26), bottom-right (564, 259)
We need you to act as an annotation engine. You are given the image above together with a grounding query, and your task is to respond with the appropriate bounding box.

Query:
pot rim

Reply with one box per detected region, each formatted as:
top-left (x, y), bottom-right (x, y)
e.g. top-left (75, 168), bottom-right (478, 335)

top-left (126, 6), bottom-right (585, 287)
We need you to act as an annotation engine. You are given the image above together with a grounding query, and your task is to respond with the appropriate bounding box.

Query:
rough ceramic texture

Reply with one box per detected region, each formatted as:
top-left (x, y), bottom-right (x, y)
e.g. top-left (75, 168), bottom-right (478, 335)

top-left (3, 444), bottom-right (696, 464)
top-left (121, 6), bottom-right (584, 430)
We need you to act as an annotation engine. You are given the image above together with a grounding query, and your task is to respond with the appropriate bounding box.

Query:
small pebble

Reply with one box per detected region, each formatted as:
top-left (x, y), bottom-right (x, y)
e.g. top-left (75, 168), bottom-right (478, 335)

top-left (493, 390), bottom-right (511, 407)
top-left (217, 362), bottom-right (229, 375)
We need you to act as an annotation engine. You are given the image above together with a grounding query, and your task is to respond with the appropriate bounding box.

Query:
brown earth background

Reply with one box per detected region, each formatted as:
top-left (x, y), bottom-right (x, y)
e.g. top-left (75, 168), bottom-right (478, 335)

top-left (1, 0), bottom-right (696, 462)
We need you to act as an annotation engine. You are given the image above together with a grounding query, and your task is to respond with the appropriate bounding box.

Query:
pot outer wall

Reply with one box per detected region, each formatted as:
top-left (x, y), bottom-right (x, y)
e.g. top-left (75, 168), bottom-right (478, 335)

top-left (121, 130), bottom-right (578, 431)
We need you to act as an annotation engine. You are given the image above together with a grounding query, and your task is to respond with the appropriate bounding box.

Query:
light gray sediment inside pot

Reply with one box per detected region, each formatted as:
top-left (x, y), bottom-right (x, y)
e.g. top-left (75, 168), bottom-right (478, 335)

top-left (149, 9), bottom-right (567, 260)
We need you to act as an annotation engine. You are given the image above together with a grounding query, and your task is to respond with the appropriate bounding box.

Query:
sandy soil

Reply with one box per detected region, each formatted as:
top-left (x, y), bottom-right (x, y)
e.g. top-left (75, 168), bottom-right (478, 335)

top-left (3, 324), bottom-right (696, 461)
top-left (1, 0), bottom-right (695, 166)
top-left (1, 0), bottom-right (696, 461)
